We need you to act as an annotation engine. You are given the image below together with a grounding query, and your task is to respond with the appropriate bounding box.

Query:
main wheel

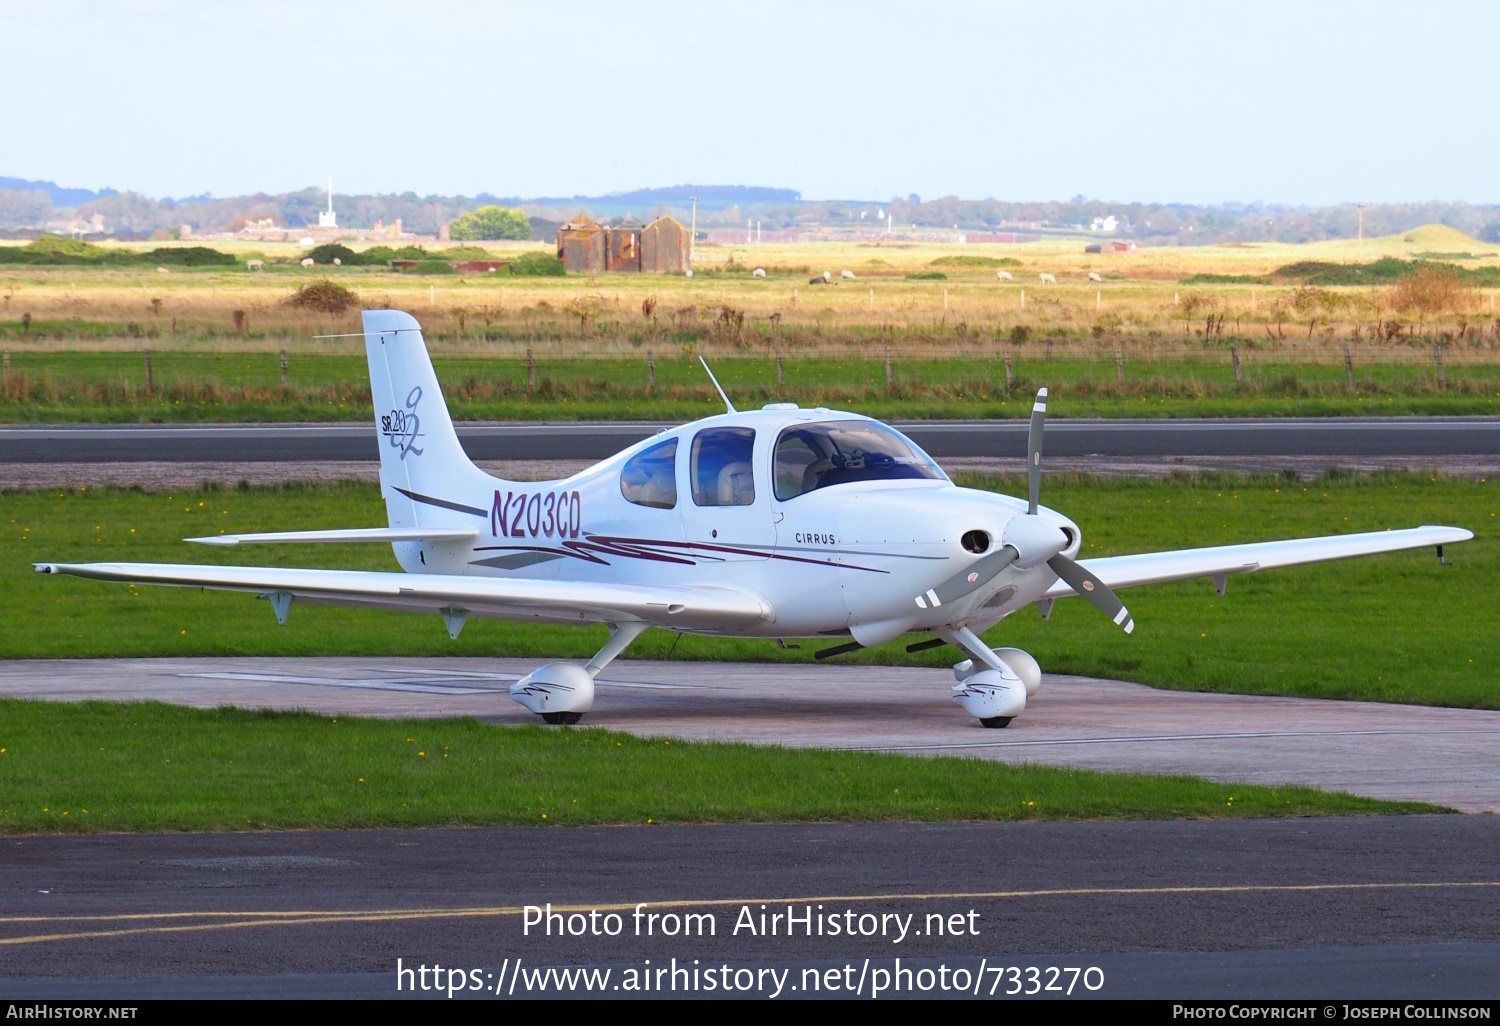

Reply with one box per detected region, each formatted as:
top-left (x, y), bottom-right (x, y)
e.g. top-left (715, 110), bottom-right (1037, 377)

top-left (980, 716), bottom-right (1013, 729)
top-left (542, 712), bottom-right (583, 725)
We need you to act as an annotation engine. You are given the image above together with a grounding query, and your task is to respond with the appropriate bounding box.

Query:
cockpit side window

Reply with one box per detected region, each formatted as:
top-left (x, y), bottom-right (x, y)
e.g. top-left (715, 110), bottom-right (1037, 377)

top-left (773, 421), bottom-right (943, 501)
top-left (619, 437), bottom-right (678, 509)
top-left (690, 427), bottom-right (757, 506)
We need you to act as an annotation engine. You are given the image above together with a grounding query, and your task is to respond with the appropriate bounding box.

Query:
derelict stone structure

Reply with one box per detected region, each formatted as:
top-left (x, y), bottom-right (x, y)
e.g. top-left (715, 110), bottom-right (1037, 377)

top-left (641, 216), bottom-right (690, 274)
top-left (556, 215), bottom-right (689, 274)
top-left (556, 216), bottom-right (607, 273)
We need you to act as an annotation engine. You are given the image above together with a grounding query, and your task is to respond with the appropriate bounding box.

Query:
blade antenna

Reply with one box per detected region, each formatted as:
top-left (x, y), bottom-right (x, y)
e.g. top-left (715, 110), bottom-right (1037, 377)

top-left (698, 356), bottom-right (736, 413)
top-left (1027, 386), bottom-right (1047, 515)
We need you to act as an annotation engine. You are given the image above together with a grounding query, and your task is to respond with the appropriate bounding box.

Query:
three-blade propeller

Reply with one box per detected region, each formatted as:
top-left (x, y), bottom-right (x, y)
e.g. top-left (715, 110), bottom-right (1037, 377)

top-left (1026, 388), bottom-right (1135, 634)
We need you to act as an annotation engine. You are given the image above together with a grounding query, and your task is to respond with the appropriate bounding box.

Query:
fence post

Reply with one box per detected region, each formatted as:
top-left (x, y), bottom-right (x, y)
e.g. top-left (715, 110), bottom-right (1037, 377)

top-left (776, 350), bottom-right (784, 390)
top-left (647, 350), bottom-right (655, 391)
top-left (868, 288), bottom-right (873, 312)
top-left (884, 346), bottom-right (893, 391)
top-left (1003, 351), bottom-right (1014, 391)
top-left (1343, 345), bottom-right (1354, 390)
top-left (527, 348), bottom-right (535, 391)
top-left (1435, 343), bottom-right (1445, 389)
top-left (280, 350), bottom-right (289, 388)
top-left (1019, 289), bottom-right (1025, 310)
top-left (1231, 346), bottom-right (1242, 385)
top-left (1115, 348), bottom-right (1124, 385)
top-left (1096, 291), bottom-right (1102, 313)
top-left (144, 349), bottom-right (153, 394)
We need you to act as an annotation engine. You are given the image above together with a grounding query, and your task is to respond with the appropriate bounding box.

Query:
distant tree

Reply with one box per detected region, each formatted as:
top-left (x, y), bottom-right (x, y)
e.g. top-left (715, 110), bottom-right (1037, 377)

top-left (448, 205), bottom-right (530, 241)
top-left (1479, 222), bottom-right (1500, 244)
top-left (307, 243), bottom-right (357, 265)
top-left (0, 188), bottom-right (52, 230)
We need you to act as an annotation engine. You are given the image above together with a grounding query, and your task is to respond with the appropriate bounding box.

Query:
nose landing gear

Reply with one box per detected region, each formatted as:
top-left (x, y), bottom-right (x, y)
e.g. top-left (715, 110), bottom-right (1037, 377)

top-left (941, 625), bottom-right (1042, 728)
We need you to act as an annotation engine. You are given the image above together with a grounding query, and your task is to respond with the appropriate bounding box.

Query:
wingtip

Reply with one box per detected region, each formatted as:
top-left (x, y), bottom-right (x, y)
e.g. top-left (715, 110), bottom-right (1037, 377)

top-left (185, 535), bottom-right (236, 546)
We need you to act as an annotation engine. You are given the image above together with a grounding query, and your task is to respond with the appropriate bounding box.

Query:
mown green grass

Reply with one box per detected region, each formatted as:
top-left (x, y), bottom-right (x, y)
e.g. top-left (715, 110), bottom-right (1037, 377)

top-left (4, 473), bottom-right (1493, 708)
top-left (0, 699), bottom-right (1435, 833)
top-left (0, 350), bottom-right (1494, 421)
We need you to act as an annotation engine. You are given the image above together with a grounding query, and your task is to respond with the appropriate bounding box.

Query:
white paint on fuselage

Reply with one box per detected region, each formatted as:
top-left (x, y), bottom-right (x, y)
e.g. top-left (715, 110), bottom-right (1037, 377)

top-left (390, 407), bottom-right (1081, 640)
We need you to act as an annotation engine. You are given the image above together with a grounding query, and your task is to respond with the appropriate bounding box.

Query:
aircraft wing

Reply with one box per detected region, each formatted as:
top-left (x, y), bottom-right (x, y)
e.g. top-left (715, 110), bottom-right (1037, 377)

top-left (1043, 525), bottom-right (1473, 598)
top-left (32, 561), bottom-right (771, 632)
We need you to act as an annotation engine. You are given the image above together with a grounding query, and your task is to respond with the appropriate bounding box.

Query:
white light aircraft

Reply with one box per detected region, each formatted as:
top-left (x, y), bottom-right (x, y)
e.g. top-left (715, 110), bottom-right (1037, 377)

top-left (36, 310), bottom-right (1473, 727)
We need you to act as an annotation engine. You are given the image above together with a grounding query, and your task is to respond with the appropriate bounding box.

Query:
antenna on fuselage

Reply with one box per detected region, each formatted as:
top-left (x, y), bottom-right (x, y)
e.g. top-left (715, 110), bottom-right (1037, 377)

top-left (698, 356), bottom-right (736, 414)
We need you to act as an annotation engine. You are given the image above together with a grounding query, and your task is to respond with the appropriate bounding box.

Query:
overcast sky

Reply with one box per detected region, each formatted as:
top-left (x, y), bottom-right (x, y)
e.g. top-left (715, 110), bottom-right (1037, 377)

top-left (4, 0), bottom-right (1493, 205)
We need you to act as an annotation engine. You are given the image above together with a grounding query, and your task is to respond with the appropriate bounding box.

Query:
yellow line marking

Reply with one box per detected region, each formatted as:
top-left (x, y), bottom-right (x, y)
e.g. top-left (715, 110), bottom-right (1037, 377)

top-left (3, 881), bottom-right (1498, 947)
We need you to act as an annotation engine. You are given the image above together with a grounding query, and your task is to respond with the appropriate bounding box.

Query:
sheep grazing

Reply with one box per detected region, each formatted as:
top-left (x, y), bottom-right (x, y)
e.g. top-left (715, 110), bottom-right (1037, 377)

top-left (246, 259), bottom-right (264, 271)
top-left (301, 258), bottom-right (315, 268)
top-left (1087, 271), bottom-right (1103, 283)
top-left (1038, 272), bottom-right (1057, 285)
top-left (840, 269), bottom-right (856, 280)
top-left (752, 267), bottom-right (767, 278)
top-left (332, 257), bottom-right (342, 266)
top-left (823, 270), bottom-right (833, 283)
top-left (156, 266), bottom-right (169, 274)
top-left (996, 270), bottom-right (1013, 281)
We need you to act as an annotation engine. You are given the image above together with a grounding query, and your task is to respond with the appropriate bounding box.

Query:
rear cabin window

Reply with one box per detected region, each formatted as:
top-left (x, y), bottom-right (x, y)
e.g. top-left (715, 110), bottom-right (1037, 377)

top-left (690, 427), bottom-right (757, 506)
top-left (774, 421), bottom-right (943, 501)
top-left (619, 437), bottom-right (678, 509)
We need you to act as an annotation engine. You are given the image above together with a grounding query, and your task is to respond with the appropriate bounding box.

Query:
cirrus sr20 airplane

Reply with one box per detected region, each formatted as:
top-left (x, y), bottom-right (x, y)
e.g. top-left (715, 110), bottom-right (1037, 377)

top-left (36, 310), bottom-right (1473, 727)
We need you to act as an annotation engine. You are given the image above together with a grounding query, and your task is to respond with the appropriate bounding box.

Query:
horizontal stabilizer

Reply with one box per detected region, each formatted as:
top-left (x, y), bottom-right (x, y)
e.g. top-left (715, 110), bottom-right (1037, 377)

top-left (186, 527), bottom-right (479, 547)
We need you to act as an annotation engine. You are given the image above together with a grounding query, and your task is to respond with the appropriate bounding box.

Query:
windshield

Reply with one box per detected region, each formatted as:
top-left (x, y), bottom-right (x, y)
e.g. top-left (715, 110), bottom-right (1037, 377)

top-left (773, 421), bottom-right (943, 501)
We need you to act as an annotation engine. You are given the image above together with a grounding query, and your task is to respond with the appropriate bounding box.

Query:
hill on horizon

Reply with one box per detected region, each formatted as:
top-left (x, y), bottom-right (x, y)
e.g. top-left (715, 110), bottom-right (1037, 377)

top-left (0, 176), bottom-right (118, 208)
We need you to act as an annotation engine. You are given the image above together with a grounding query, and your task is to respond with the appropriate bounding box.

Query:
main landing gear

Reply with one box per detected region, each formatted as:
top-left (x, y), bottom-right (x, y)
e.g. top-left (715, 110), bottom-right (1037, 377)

top-left (937, 625), bottom-right (1042, 728)
top-left (510, 622), bottom-right (649, 726)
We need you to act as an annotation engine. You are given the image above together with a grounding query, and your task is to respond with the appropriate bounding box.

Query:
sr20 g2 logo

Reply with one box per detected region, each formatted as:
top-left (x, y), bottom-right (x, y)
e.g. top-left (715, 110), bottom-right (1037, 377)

top-left (381, 386), bottom-right (424, 459)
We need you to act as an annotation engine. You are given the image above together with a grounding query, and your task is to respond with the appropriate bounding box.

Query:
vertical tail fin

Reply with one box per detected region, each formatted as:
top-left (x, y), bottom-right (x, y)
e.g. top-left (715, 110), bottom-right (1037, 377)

top-left (363, 310), bottom-right (493, 535)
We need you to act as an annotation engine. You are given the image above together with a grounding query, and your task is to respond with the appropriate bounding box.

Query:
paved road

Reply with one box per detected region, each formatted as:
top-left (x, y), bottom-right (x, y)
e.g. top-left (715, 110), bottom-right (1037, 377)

top-left (4, 417), bottom-right (1499, 463)
top-left (2, 819), bottom-right (1498, 998)
top-left (3, 658), bottom-right (1498, 812)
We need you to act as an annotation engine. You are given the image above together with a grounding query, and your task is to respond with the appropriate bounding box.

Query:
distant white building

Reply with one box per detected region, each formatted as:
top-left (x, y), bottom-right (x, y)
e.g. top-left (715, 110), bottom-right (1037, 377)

top-left (1090, 215), bottom-right (1119, 233)
top-left (317, 176), bottom-right (337, 228)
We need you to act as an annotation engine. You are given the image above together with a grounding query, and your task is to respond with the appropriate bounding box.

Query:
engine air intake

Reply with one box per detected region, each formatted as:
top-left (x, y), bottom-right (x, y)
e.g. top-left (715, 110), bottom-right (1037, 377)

top-left (961, 530), bottom-right (990, 554)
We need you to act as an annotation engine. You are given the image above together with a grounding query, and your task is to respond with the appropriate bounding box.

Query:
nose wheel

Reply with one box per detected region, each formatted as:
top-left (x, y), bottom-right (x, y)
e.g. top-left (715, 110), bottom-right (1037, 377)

top-left (542, 712), bottom-right (583, 726)
top-left (980, 716), bottom-right (1013, 729)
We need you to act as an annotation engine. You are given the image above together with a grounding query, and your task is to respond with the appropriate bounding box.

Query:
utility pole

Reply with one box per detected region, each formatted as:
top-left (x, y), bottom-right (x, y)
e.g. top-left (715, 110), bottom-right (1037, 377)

top-left (689, 196), bottom-right (699, 267)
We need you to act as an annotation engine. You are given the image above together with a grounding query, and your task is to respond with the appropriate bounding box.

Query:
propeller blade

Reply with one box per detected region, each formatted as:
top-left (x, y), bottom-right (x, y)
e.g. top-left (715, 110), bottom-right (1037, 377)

top-left (1027, 387), bottom-right (1047, 515)
top-left (1045, 553), bottom-right (1134, 634)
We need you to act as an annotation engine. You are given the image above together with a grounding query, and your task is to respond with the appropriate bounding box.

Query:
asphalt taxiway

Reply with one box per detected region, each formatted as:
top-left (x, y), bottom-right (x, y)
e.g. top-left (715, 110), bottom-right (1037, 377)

top-left (2, 819), bottom-right (1498, 998)
top-left (2, 657), bottom-right (1496, 812)
top-left (5, 659), bottom-right (1500, 998)
top-left (4, 416), bottom-right (1499, 463)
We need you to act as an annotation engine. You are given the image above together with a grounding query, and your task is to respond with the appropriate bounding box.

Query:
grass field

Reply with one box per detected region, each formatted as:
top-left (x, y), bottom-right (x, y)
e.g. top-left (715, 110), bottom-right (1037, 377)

top-left (0, 348), bottom-right (1492, 422)
top-left (2, 227), bottom-right (1498, 421)
top-left (5, 472), bottom-right (1493, 709)
top-left (0, 699), bottom-right (1434, 833)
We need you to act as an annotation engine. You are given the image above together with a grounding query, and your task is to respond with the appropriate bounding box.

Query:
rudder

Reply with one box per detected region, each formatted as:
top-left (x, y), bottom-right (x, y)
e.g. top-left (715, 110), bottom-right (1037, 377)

top-left (362, 309), bottom-right (493, 531)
